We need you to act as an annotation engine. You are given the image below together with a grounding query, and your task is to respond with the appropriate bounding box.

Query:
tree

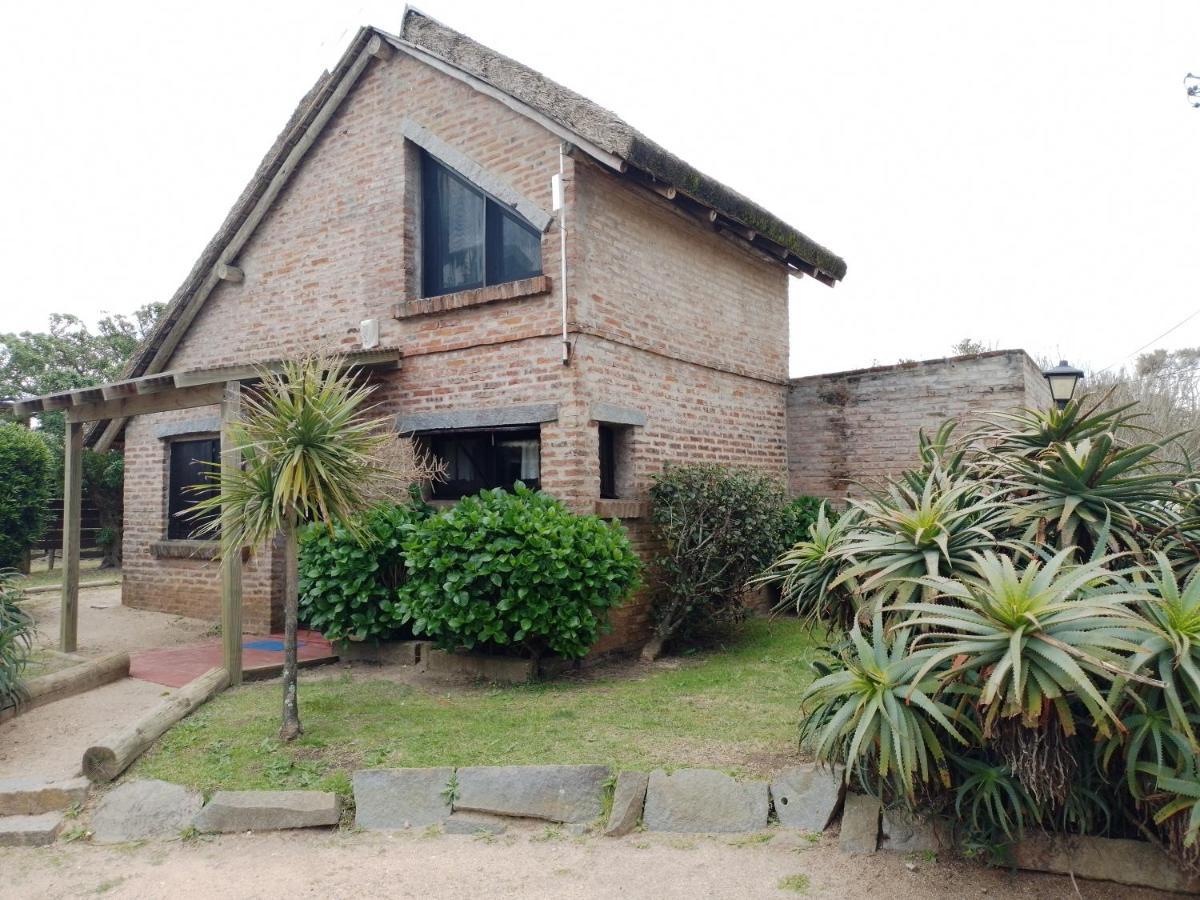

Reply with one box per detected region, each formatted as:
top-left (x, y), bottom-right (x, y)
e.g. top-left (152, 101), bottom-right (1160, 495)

top-left (0, 422), bottom-right (53, 570)
top-left (0, 304), bottom-right (162, 442)
top-left (190, 354), bottom-right (399, 741)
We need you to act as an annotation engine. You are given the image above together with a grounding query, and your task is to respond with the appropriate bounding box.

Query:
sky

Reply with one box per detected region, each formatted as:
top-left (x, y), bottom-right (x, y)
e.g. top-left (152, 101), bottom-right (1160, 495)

top-left (1, 1), bottom-right (1199, 378)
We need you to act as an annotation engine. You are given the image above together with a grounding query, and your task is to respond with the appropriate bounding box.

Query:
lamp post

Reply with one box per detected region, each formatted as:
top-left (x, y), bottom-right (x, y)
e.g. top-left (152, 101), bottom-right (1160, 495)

top-left (1042, 360), bottom-right (1085, 410)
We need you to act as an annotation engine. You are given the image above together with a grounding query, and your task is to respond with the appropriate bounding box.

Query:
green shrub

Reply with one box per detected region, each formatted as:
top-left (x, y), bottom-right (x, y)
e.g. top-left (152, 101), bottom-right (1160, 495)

top-left (398, 484), bottom-right (640, 660)
top-left (0, 422), bottom-right (52, 569)
top-left (645, 464), bottom-right (789, 657)
top-left (298, 502), bottom-right (430, 642)
top-left (0, 570), bottom-right (33, 711)
top-left (778, 495), bottom-right (826, 548)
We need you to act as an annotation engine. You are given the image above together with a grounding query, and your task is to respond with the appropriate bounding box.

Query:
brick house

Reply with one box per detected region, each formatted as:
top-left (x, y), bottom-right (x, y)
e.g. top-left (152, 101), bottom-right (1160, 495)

top-left (66, 9), bottom-right (848, 652)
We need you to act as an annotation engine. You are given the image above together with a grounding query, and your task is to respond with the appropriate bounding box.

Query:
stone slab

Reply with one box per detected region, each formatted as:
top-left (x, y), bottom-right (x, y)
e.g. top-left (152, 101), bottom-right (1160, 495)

top-left (194, 790), bottom-right (340, 833)
top-left (770, 765), bottom-right (843, 832)
top-left (423, 650), bottom-right (536, 684)
top-left (0, 776), bottom-right (90, 816)
top-left (353, 768), bottom-right (453, 830)
top-left (642, 769), bottom-right (769, 833)
top-left (89, 780), bottom-right (203, 844)
top-left (605, 771), bottom-right (648, 837)
top-left (336, 640), bottom-right (424, 666)
top-left (1015, 834), bottom-right (1200, 894)
top-left (455, 765), bottom-right (610, 824)
top-left (879, 807), bottom-right (940, 853)
top-left (838, 793), bottom-right (880, 854)
top-left (0, 813), bottom-right (64, 847)
top-left (443, 812), bottom-right (508, 835)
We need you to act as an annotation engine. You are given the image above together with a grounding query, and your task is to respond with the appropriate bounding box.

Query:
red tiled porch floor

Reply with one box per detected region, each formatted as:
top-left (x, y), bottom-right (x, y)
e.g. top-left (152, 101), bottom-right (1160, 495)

top-left (130, 630), bottom-right (336, 688)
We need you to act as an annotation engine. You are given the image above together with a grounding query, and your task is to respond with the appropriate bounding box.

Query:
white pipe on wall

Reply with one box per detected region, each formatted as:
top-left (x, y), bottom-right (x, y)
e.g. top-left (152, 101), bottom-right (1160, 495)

top-left (558, 143), bottom-right (570, 366)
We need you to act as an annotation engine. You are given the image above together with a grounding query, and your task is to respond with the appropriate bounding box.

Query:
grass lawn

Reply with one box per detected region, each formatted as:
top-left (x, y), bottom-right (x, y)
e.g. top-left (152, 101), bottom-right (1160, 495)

top-left (131, 618), bottom-right (825, 799)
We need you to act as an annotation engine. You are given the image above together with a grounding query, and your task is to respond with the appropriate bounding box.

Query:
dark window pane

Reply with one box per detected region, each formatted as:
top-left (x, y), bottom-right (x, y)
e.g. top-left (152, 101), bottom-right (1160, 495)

top-left (168, 438), bottom-right (220, 540)
top-left (422, 155), bottom-right (485, 296)
top-left (599, 425), bottom-right (617, 499)
top-left (426, 429), bottom-right (541, 499)
top-left (487, 202), bottom-right (542, 284)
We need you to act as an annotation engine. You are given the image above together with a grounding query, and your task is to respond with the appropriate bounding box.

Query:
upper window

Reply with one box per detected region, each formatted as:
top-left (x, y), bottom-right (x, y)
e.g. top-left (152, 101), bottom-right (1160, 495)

top-left (167, 437), bottom-right (221, 540)
top-left (424, 428), bottom-right (541, 499)
top-left (421, 152), bottom-right (542, 297)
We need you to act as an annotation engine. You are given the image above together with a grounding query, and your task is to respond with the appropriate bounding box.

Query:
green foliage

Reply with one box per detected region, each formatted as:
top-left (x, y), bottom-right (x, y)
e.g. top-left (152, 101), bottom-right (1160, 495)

top-left (778, 495), bottom-right (826, 549)
top-left (0, 304), bottom-right (162, 444)
top-left (0, 570), bottom-right (33, 711)
top-left (82, 450), bottom-right (124, 567)
top-left (0, 421), bottom-right (53, 569)
top-left (759, 504), bottom-right (862, 630)
top-left (298, 502), bottom-right (430, 642)
top-left (648, 464), bottom-right (789, 651)
top-left (798, 613), bottom-right (974, 799)
top-left (772, 395), bottom-right (1200, 870)
top-left (399, 484), bottom-right (640, 660)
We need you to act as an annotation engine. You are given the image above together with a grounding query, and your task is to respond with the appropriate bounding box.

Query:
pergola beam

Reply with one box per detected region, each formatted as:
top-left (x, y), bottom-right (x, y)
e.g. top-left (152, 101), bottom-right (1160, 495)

top-left (219, 381), bottom-right (244, 685)
top-left (60, 421), bottom-right (83, 653)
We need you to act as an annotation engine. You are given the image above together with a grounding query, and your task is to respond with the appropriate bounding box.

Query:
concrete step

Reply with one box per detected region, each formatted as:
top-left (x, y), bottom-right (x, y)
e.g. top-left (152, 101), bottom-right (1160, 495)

top-left (0, 776), bottom-right (90, 816)
top-left (0, 812), bottom-right (65, 847)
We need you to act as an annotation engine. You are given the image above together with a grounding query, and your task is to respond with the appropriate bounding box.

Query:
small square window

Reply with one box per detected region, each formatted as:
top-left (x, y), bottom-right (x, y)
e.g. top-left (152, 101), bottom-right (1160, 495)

top-left (421, 152), bottom-right (542, 297)
top-left (167, 437), bottom-right (220, 540)
top-left (424, 428), bottom-right (541, 499)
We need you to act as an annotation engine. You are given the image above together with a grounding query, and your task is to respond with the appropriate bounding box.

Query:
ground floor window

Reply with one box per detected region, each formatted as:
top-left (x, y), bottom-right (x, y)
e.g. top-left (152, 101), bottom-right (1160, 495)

top-left (424, 428), bottom-right (541, 499)
top-left (167, 436), bottom-right (220, 539)
top-left (599, 425), bottom-right (618, 499)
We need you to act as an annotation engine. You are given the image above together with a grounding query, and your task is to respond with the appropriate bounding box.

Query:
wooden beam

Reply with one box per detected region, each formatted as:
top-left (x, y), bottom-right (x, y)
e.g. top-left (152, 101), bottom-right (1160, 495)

top-left (216, 264), bottom-right (244, 283)
top-left (134, 374), bottom-right (175, 394)
top-left (100, 381), bottom-right (139, 401)
top-left (66, 383), bottom-right (226, 424)
top-left (367, 34), bottom-right (393, 60)
top-left (60, 421), bottom-right (82, 653)
top-left (68, 387), bottom-right (103, 405)
top-left (220, 382), bottom-right (244, 686)
top-left (12, 399), bottom-right (42, 417)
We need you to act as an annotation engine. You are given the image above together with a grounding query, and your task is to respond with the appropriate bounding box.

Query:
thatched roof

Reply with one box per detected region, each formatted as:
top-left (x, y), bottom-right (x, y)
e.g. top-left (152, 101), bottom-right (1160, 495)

top-left (395, 9), bottom-right (846, 282)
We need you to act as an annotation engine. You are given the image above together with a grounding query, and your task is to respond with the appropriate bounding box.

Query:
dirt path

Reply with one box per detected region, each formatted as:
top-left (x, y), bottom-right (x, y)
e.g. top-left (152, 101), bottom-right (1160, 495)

top-left (0, 826), bottom-right (1167, 900)
top-left (25, 585), bottom-right (213, 659)
top-left (0, 678), bottom-right (172, 780)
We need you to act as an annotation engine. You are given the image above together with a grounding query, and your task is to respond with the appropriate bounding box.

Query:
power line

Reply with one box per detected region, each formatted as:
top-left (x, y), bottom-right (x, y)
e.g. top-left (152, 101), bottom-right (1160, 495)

top-left (1096, 304), bottom-right (1200, 373)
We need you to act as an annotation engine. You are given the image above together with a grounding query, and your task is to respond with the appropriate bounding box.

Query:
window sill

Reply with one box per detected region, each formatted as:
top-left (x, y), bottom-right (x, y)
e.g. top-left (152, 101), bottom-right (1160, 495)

top-left (150, 540), bottom-right (249, 561)
top-left (594, 499), bottom-right (648, 520)
top-left (393, 275), bottom-right (551, 319)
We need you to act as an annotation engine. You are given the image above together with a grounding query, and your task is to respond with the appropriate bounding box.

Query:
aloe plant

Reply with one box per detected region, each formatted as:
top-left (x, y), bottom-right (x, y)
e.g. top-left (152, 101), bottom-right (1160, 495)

top-left (0, 570), bottom-right (33, 711)
top-left (798, 612), bottom-right (975, 799)
top-left (758, 504), bottom-right (862, 630)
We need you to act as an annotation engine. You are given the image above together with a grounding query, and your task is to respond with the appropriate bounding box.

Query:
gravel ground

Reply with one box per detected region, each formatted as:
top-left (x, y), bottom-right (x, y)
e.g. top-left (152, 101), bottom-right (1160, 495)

top-left (0, 825), bottom-right (1170, 900)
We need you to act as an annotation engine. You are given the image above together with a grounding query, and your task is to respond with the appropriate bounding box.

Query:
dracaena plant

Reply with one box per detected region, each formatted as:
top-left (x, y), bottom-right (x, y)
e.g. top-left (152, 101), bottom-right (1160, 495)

top-left (798, 612), bottom-right (976, 800)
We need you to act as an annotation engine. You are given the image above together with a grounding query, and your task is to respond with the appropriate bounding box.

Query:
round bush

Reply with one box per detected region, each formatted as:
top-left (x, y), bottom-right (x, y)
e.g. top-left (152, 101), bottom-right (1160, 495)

top-left (398, 484), bottom-right (641, 659)
top-left (0, 423), bottom-right (53, 570)
top-left (298, 502), bottom-right (428, 642)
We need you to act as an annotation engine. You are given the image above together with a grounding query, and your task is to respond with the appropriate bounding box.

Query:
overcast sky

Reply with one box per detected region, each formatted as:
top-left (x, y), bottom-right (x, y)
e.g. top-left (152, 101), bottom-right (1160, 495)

top-left (2, 1), bottom-right (1198, 377)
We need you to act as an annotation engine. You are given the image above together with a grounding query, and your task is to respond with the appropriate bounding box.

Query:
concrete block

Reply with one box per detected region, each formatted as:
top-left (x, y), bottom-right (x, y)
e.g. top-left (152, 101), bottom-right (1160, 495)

top-left (194, 790), bottom-right (340, 833)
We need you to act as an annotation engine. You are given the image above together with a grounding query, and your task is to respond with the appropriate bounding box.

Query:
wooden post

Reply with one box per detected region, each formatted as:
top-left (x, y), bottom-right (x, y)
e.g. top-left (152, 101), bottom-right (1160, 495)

top-left (60, 421), bottom-right (82, 653)
top-left (220, 382), bottom-right (244, 686)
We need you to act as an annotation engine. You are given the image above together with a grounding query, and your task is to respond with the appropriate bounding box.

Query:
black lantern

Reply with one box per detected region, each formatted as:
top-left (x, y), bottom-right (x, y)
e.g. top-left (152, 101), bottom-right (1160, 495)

top-left (1042, 360), bottom-right (1085, 410)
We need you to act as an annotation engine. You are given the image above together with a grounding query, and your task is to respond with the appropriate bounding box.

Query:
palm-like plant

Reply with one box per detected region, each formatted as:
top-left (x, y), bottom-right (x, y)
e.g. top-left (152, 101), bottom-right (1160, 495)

top-left (798, 612), bottom-right (975, 800)
top-left (758, 504), bottom-right (862, 630)
top-left (952, 754), bottom-right (1040, 841)
top-left (191, 353), bottom-right (393, 740)
top-left (0, 570), bottom-right (33, 711)
top-left (978, 394), bottom-right (1142, 459)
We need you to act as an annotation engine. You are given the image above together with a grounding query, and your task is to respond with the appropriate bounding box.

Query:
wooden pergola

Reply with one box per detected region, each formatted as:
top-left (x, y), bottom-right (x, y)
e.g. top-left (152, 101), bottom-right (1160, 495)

top-left (10, 349), bottom-right (401, 686)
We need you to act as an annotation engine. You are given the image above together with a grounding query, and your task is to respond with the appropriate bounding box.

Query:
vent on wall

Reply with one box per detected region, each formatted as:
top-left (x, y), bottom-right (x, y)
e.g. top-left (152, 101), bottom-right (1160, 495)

top-left (360, 319), bottom-right (380, 349)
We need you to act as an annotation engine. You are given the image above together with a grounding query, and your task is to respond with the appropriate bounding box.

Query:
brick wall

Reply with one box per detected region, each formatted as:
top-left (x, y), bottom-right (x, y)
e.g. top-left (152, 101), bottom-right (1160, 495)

top-left (121, 46), bottom-right (798, 652)
top-left (786, 350), bottom-right (1052, 500)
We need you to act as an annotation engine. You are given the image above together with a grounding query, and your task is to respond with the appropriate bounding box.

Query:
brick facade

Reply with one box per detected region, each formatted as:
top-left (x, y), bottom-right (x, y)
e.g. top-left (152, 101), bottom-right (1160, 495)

top-left (120, 46), bottom-right (794, 652)
top-left (786, 350), bottom-right (1052, 500)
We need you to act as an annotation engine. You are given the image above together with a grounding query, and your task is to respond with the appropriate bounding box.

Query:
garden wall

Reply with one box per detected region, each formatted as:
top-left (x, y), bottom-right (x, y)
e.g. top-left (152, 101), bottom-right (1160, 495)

top-left (786, 350), bottom-right (1051, 500)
